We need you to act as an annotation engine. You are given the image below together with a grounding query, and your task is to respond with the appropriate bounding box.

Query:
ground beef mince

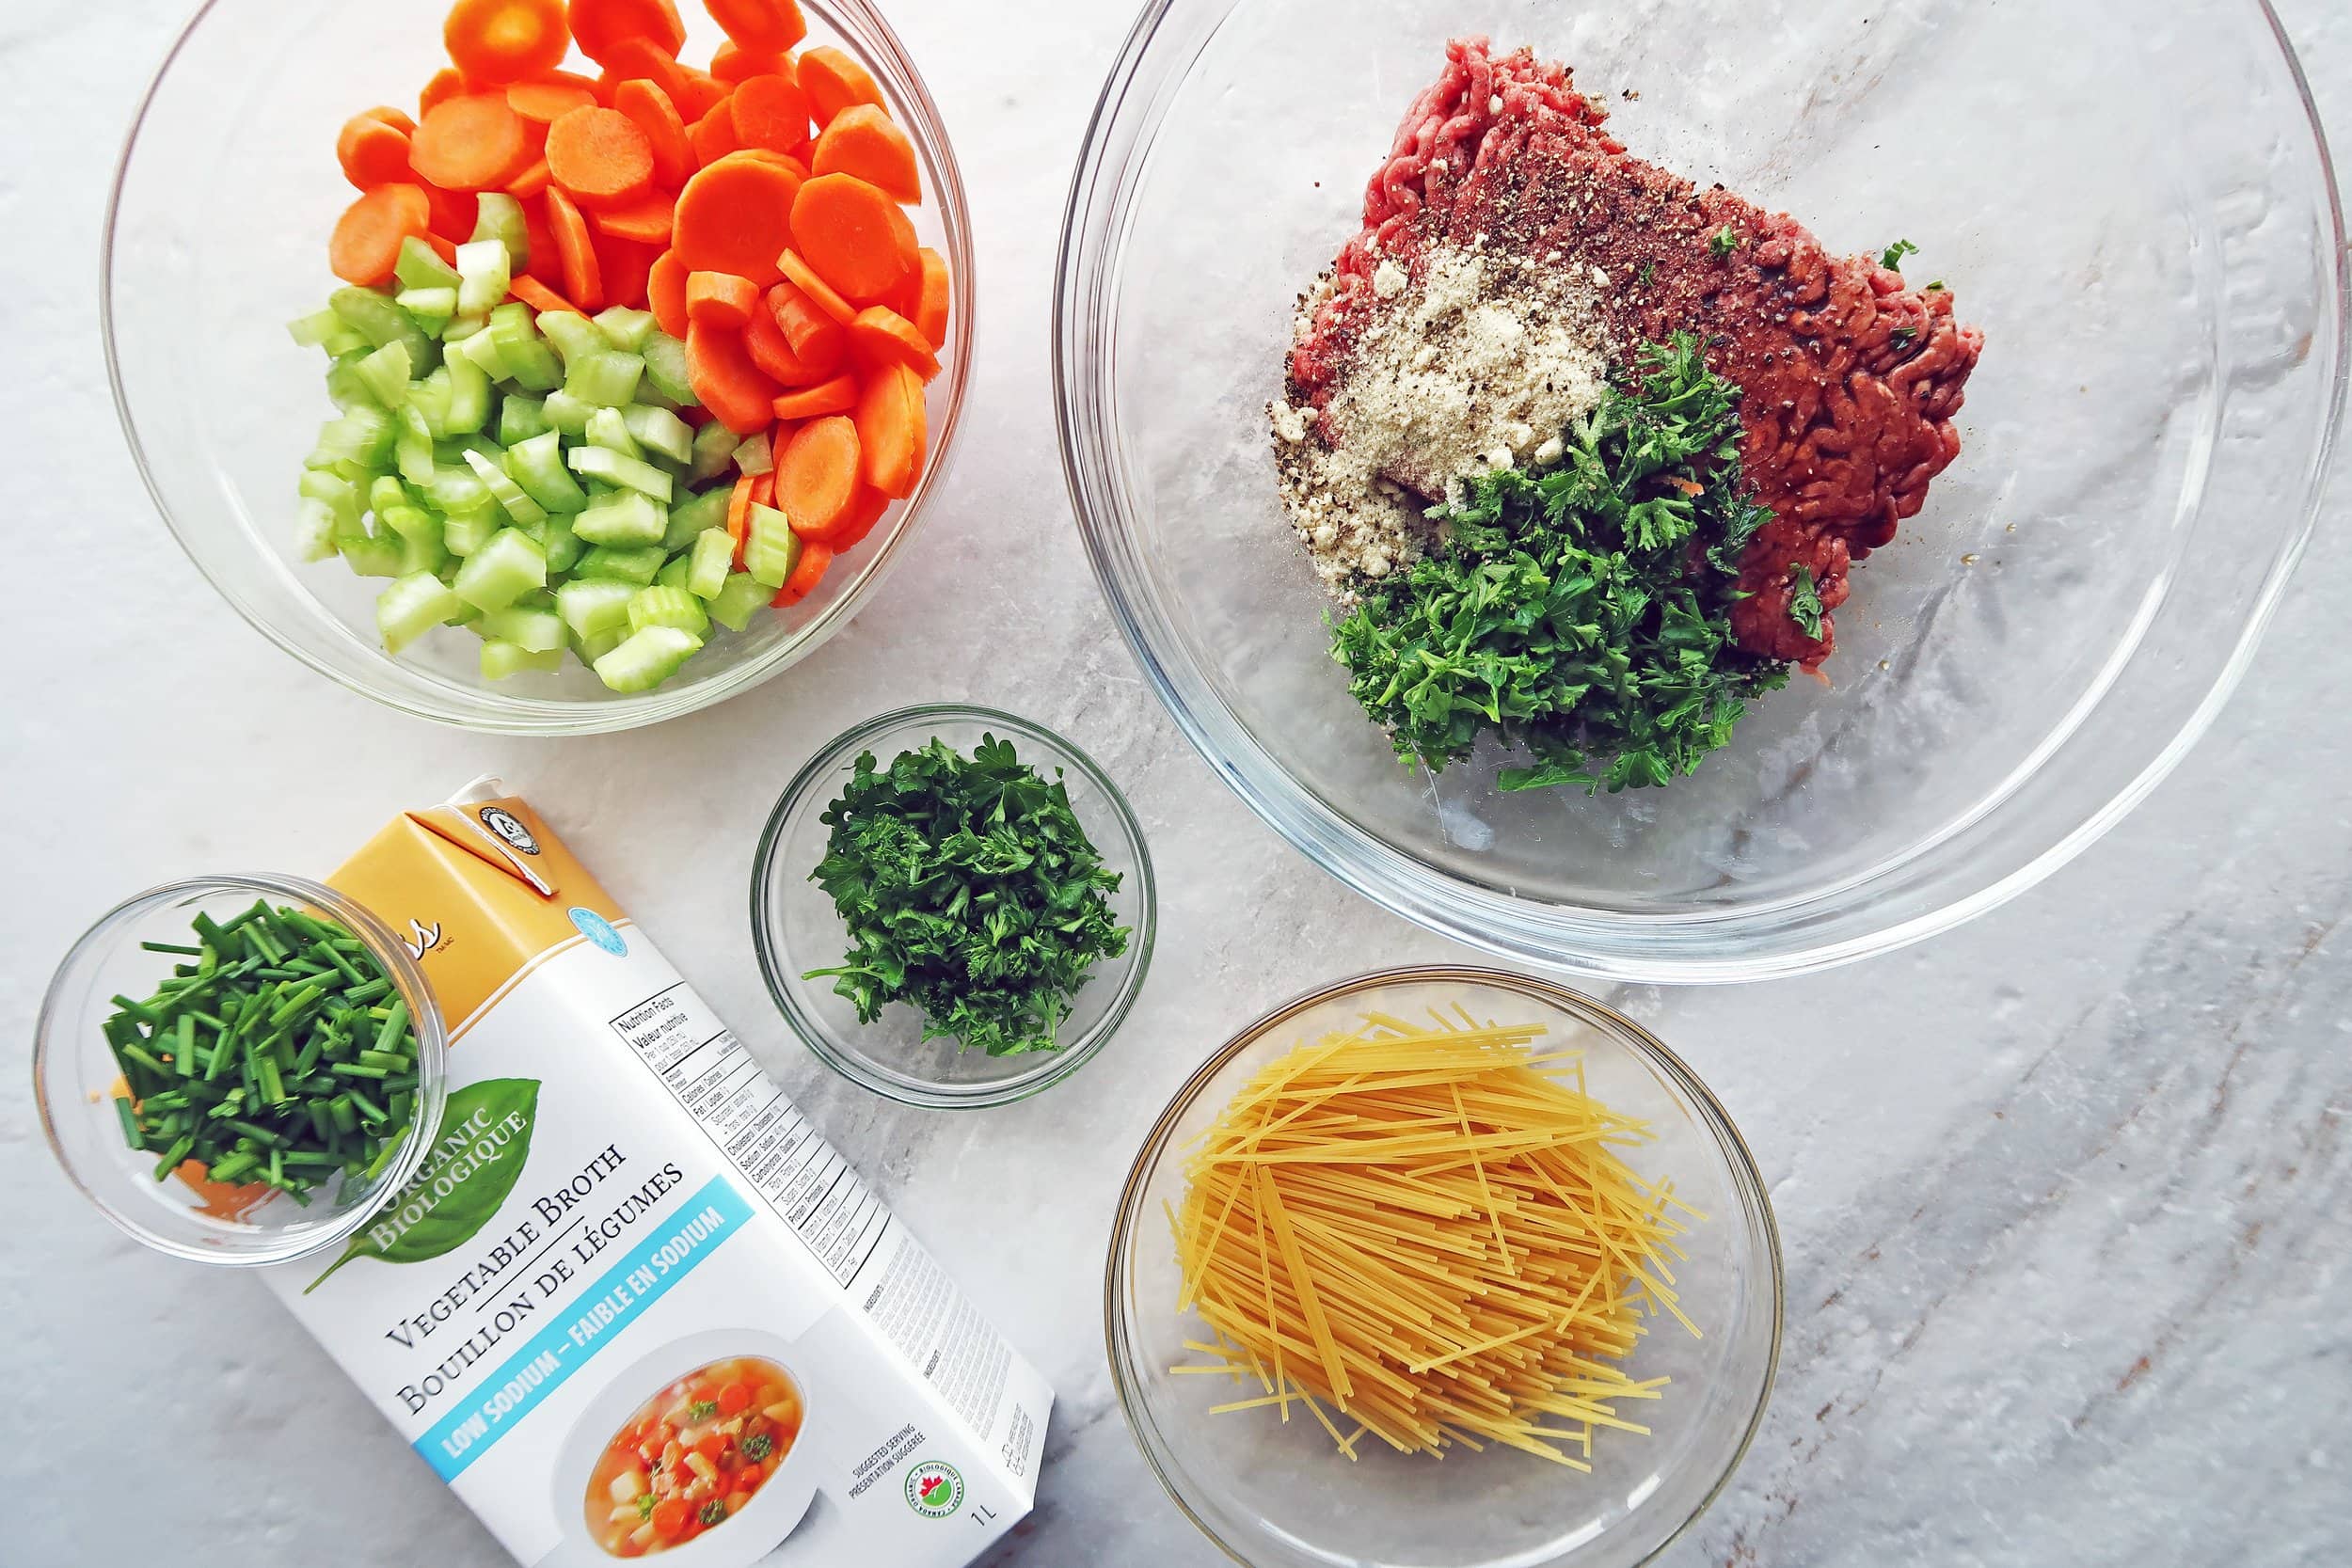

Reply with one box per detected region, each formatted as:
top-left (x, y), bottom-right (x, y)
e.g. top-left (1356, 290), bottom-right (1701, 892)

top-left (1286, 39), bottom-right (1984, 670)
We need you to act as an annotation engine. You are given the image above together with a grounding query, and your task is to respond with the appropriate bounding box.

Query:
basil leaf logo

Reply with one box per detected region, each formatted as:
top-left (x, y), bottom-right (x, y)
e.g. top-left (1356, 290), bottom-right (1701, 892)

top-left (305, 1078), bottom-right (540, 1293)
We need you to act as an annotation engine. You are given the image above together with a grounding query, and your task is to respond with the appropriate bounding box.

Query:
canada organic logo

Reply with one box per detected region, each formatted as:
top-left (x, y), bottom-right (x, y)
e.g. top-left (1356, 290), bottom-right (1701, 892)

top-left (904, 1460), bottom-right (963, 1518)
top-left (477, 805), bottom-right (540, 855)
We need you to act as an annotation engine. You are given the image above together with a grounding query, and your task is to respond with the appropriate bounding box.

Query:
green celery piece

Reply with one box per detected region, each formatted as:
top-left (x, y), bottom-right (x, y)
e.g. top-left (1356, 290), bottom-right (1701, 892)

top-left (481, 640), bottom-right (564, 680)
top-left (594, 307), bottom-right (658, 352)
top-left (301, 468), bottom-right (363, 525)
top-left (454, 239), bottom-right (513, 318)
top-left (394, 235), bottom-right (462, 293)
top-left (423, 462), bottom-right (490, 516)
top-left (329, 286), bottom-right (436, 371)
top-left (555, 578), bottom-right (636, 638)
top-left (451, 325), bottom-right (513, 383)
top-left (366, 475), bottom-right (409, 516)
top-left (477, 603), bottom-right (564, 653)
top-left (628, 584), bottom-right (708, 637)
top-left (593, 626), bottom-right (702, 693)
top-left (505, 341), bottom-right (564, 393)
top-left (686, 528), bottom-right (734, 599)
top-left (375, 572), bottom-right (466, 654)
top-left (288, 307), bottom-right (346, 347)
top-left (504, 430), bottom-right (590, 514)
top-left (379, 501), bottom-right (439, 544)
top-left (542, 515), bottom-right (583, 574)
top-left (731, 430), bottom-right (773, 476)
top-left (311, 405), bottom-right (396, 469)
top-left (572, 626), bottom-right (626, 667)
top-left (394, 287), bottom-right (458, 331)
top-left (574, 545), bottom-right (666, 585)
top-left (640, 332), bottom-right (700, 409)
top-left (471, 194), bottom-right (531, 270)
top-left (573, 489), bottom-right (667, 547)
top-left (324, 354), bottom-right (379, 412)
top-left (354, 341), bottom-right (412, 408)
top-left (499, 394), bottom-right (551, 447)
top-left (441, 503), bottom-right (501, 558)
top-left (293, 498), bottom-right (340, 562)
top-left (338, 527), bottom-right (407, 578)
top-left (684, 420), bottom-right (739, 484)
top-left (538, 309), bottom-right (605, 365)
top-left (463, 449), bottom-right (548, 527)
top-left (567, 445), bottom-right (673, 501)
top-left (407, 367), bottom-right (455, 436)
top-left (585, 405), bottom-right (643, 458)
top-left (654, 553), bottom-right (693, 590)
top-left (542, 389), bottom-right (595, 436)
top-left (742, 502), bottom-right (801, 588)
top-left (440, 310), bottom-right (489, 341)
top-left (443, 353), bottom-right (493, 436)
top-left (662, 485), bottom-right (730, 551)
top-left (623, 404), bottom-right (693, 466)
top-left (393, 407), bottom-right (437, 485)
top-left (396, 523), bottom-right (449, 578)
top-left (565, 350), bottom-right (645, 408)
top-left (452, 528), bottom-right (548, 613)
top-left (706, 572), bottom-right (771, 631)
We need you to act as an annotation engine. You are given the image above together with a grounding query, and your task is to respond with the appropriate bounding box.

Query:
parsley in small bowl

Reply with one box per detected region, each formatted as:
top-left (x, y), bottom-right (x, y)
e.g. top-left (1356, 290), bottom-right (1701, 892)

top-left (752, 705), bottom-right (1157, 1108)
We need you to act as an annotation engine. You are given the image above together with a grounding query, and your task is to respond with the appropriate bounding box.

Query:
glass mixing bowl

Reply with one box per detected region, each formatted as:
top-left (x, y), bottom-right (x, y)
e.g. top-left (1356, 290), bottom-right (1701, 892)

top-left (1106, 967), bottom-right (1781, 1568)
top-left (106, 0), bottom-right (974, 734)
top-left (1056, 0), bottom-right (2345, 982)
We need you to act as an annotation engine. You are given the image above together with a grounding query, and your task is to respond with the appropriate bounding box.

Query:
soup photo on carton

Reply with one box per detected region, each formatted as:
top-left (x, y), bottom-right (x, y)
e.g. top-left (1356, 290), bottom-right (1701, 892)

top-left (267, 778), bottom-right (1050, 1566)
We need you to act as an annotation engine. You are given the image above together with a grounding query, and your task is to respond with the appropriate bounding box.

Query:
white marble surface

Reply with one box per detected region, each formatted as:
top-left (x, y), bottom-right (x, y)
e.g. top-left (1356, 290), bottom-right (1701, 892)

top-left (4, 3), bottom-right (2347, 1565)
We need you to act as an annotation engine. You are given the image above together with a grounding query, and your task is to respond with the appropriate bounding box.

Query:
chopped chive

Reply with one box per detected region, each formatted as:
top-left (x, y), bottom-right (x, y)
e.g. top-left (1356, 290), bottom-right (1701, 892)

top-left (114, 1095), bottom-right (144, 1149)
top-left (140, 940), bottom-right (205, 956)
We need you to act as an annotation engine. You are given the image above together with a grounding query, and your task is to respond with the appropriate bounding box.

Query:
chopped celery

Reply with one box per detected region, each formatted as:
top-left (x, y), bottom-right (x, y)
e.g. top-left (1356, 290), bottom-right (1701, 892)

top-left (452, 528), bottom-right (548, 612)
top-left (566, 445), bottom-right (672, 501)
top-left (585, 406), bottom-right (643, 458)
top-left (301, 468), bottom-right (363, 525)
top-left (294, 498), bottom-right (340, 562)
top-left (639, 333), bottom-right (700, 408)
top-left (408, 368), bottom-right (455, 436)
top-left (594, 626), bottom-right (702, 692)
top-left (366, 475), bottom-right (409, 516)
top-left (338, 528), bottom-right (407, 578)
top-left (684, 421), bottom-right (740, 484)
top-left (441, 311), bottom-right (488, 341)
top-left (500, 394), bottom-right (551, 447)
top-left (477, 603), bottom-right (564, 653)
top-left (394, 407), bottom-right (437, 485)
top-left (395, 287), bottom-right (457, 331)
top-left (706, 572), bottom-right (772, 631)
top-left (542, 389), bottom-right (595, 436)
top-left (543, 515), bottom-right (583, 574)
top-left (505, 430), bottom-right (591, 514)
top-left (687, 528), bottom-right (734, 598)
top-left (375, 572), bottom-right (467, 654)
top-left (742, 502), bottom-right (801, 588)
top-left (575, 545), bottom-right (666, 584)
top-left (573, 490), bottom-right (667, 547)
top-left (565, 350), bottom-right (645, 408)
top-left (481, 640), bottom-right (564, 680)
top-left (397, 524), bottom-right (449, 578)
top-left (538, 310), bottom-right (605, 365)
top-left (289, 309), bottom-right (365, 355)
top-left (472, 194), bottom-right (531, 270)
top-left (462, 449), bottom-right (548, 527)
top-left (441, 503), bottom-right (501, 557)
top-left (330, 286), bottom-right (436, 370)
top-left (395, 236), bottom-right (463, 293)
top-left (663, 485), bottom-right (732, 551)
top-left (556, 578), bottom-right (636, 638)
top-left (573, 626), bottom-right (628, 666)
top-left (505, 339), bottom-right (564, 393)
top-left (354, 341), bottom-right (412, 407)
top-left (424, 462), bottom-right (491, 515)
top-left (623, 404), bottom-right (694, 466)
top-left (628, 585), bottom-right (708, 637)
top-left (595, 307), bottom-right (658, 351)
top-left (451, 325), bottom-right (512, 382)
top-left (655, 553), bottom-right (693, 590)
top-left (454, 239), bottom-right (512, 317)
top-left (311, 405), bottom-right (396, 469)
top-left (731, 430), bottom-right (773, 476)
top-left (324, 353), bottom-right (379, 412)
top-left (443, 354), bottom-right (492, 436)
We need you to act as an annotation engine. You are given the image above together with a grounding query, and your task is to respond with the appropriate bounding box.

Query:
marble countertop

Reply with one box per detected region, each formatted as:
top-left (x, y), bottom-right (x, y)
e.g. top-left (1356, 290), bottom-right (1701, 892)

top-left (4, 2), bottom-right (2345, 1564)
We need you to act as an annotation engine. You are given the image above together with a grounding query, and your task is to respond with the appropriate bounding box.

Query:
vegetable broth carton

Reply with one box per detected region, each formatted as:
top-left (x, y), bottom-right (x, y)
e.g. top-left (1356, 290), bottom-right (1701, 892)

top-left (266, 779), bottom-right (1050, 1565)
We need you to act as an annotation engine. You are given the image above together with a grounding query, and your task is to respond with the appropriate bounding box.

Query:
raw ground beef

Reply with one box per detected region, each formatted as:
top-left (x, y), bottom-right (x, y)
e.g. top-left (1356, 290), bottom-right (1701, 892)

top-left (1286, 39), bottom-right (1984, 668)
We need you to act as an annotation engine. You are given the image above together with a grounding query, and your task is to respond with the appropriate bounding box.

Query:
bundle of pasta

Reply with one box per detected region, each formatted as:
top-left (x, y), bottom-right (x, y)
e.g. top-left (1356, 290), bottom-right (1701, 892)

top-left (1169, 1010), bottom-right (1699, 1468)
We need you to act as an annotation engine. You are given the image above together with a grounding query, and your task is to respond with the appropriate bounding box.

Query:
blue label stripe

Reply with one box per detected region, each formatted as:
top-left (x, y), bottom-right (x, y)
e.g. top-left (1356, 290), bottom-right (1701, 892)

top-left (414, 1174), bottom-right (753, 1481)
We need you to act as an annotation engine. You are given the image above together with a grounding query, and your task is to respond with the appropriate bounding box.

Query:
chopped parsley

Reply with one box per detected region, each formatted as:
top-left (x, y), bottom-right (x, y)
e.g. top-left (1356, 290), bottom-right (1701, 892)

top-left (742, 1433), bottom-right (774, 1462)
top-left (636, 1494), bottom-right (657, 1522)
top-left (1328, 334), bottom-right (1789, 795)
top-left (1879, 238), bottom-right (1919, 271)
top-left (805, 736), bottom-right (1131, 1055)
top-left (1926, 279), bottom-right (1946, 292)
top-left (1890, 325), bottom-right (1918, 351)
top-left (697, 1499), bottom-right (729, 1527)
top-left (1638, 259), bottom-right (1657, 286)
top-left (686, 1399), bottom-right (720, 1421)
top-left (1787, 566), bottom-right (1824, 639)
top-left (1708, 227), bottom-right (1740, 261)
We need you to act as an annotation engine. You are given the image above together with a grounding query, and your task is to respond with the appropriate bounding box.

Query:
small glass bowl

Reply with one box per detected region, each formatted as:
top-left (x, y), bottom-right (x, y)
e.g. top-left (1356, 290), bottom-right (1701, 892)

top-left (1106, 966), bottom-right (1781, 1568)
top-left (34, 875), bottom-right (449, 1266)
top-left (752, 705), bottom-right (1156, 1108)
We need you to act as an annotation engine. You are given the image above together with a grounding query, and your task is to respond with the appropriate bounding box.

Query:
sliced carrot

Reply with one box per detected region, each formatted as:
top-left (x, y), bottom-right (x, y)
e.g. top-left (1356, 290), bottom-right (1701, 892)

top-left (773, 415), bottom-right (861, 536)
top-left (590, 189), bottom-right (675, 244)
top-left (672, 152), bottom-right (800, 284)
top-left (686, 320), bottom-right (783, 434)
top-left (778, 251), bottom-right (856, 326)
top-left (596, 232), bottom-right (657, 309)
top-left (337, 115), bottom-right (414, 189)
top-left (546, 105), bottom-right (655, 207)
top-left (790, 173), bottom-right (914, 303)
top-left (425, 231), bottom-right (463, 266)
top-left (905, 246), bottom-right (949, 348)
top-left (810, 103), bottom-right (917, 203)
top-left (752, 471), bottom-right (775, 507)
top-left (689, 105), bottom-right (741, 166)
top-left (424, 183), bottom-right (481, 244)
top-left (599, 36), bottom-right (692, 102)
top-left (447, 0), bottom-right (569, 85)
top-left (421, 68), bottom-right (471, 118)
top-left (612, 78), bottom-right (691, 188)
top-left (773, 540), bottom-right (833, 605)
top-left (507, 157), bottom-right (552, 198)
top-left (506, 77), bottom-right (598, 123)
top-left (647, 250), bottom-right (690, 338)
top-left (770, 372), bottom-right (858, 420)
top-left (848, 305), bottom-right (939, 380)
top-left (565, 0), bottom-right (685, 67)
top-left (329, 184), bottom-right (432, 286)
top-left (765, 280), bottom-right (846, 372)
top-left (520, 195), bottom-right (561, 280)
top-left (707, 0), bottom-right (806, 53)
top-left (797, 46), bottom-right (882, 126)
top-left (362, 104), bottom-right (419, 135)
top-left (686, 270), bottom-right (760, 329)
top-left (853, 361), bottom-right (925, 499)
top-left (545, 187), bottom-right (606, 312)
top-left (729, 72), bottom-right (809, 154)
top-left (830, 483), bottom-right (890, 549)
top-left (743, 301), bottom-right (824, 385)
top-left (709, 41), bottom-right (784, 84)
top-left (509, 273), bottom-right (581, 314)
top-left (411, 93), bottom-right (535, 190)
top-left (673, 70), bottom-right (731, 123)
top-left (725, 471), bottom-right (756, 566)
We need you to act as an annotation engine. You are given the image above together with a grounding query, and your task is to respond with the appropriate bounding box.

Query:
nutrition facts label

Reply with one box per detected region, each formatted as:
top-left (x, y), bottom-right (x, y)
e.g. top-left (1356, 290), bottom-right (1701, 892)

top-left (609, 982), bottom-right (889, 1288)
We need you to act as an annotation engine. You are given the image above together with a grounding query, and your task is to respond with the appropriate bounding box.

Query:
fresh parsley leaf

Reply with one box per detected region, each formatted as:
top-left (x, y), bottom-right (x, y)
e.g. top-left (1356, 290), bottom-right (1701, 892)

top-left (697, 1500), bottom-right (728, 1527)
top-left (1890, 325), bottom-right (1918, 350)
top-left (1787, 566), bottom-right (1824, 639)
top-left (1880, 238), bottom-right (1919, 270)
top-left (636, 1494), bottom-right (657, 1522)
top-left (1708, 228), bottom-right (1740, 261)
top-left (687, 1399), bottom-right (719, 1421)
top-left (804, 736), bottom-right (1131, 1056)
top-left (1638, 259), bottom-right (1657, 286)
top-left (1926, 279), bottom-right (1946, 292)
top-left (742, 1433), bottom-right (774, 1462)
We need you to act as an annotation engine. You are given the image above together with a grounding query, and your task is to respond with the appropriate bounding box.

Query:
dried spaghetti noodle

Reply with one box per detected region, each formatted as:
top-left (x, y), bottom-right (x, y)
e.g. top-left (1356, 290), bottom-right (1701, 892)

top-left (1168, 1007), bottom-right (1700, 1467)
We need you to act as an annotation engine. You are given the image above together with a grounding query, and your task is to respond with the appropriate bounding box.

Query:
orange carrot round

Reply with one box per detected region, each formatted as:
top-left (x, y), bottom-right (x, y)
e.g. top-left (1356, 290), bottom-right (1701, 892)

top-left (329, 183), bottom-right (432, 286)
top-left (689, 105), bottom-right (742, 166)
top-left (709, 41), bottom-right (784, 85)
top-left (905, 245), bottom-right (949, 349)
top-left (337, 115), bottom-right (415, 189)
top-left (411, 92), bottom-right (535, 190)
top-left (599, 36), bottom-right (693, 103)
top-left (729, 72), bottom-right (809, 154)
top-left (830, 483), bottom-right (890, 549)
top-left (424, 183), bottom-right (482, 243)
top-left (446, 0), bottom-right (570, 85)
top-left (797, 46), bottom-right (882, 126)
top-left (545, 187), bottom-right (606, 312)
top-left (778, 251), bottom-right (856, 326)
top-left (612, 79), bottom-right (691, 188)
top-left (789, 173), bottom-right (914, 303)
top-left (848, 305), bottom-right (939, 381)
top-left (565, 0), bottom-right (685, 67)
top-left (546, 105), bottom-right (655, 207)
top-left (362, 104), bottom-right (420, 135)
top-left (686, 320), bottom-right (782, 435)
top-left (743, 301), bottom-right (822, 385)
top-left (673, 69), bottom-right (731, 123)
top-left (421, 68), bottom-right (472, 118)
top-left (673, 152), bottom-right (802, 284)
top-left (726, 472), bottom-right (758, 567)
top-left (590, 190), bottom-right (675, 245)
top-left (520, 196), bottom-right (561, 281)
top-left (810, 103), bottom-right (917, 204)
top-left (506, 76), bottom-right (599, 123)
top-left (773, 537), bottom-right (833, 604)
top-left (774, 415), bottom-right (861, 537)
top-left (647, 249), bottom-right (691, 338)
top-left (766, 279), bottom-right (847, 373)
top-left (508, 157), bottom-right (554, 199)
top-left (508, 273), bottom-right (581, 314)
top-left (707, 0), bottom-right (807, 54)
top-left (853, 361), bottom-right (925, 499)
top-left (596, 232), bottom-right (658, 309)
top-left (770, 372), bottom-right (858, 421)
top-left (686, 271), bottom-right (760, 329)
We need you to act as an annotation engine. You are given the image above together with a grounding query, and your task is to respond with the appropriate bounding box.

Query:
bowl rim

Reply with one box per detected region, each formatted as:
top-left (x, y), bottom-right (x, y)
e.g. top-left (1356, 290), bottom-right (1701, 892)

top-left (749, 702), bottom-right (1159, 1109)
top-left (101, 0), bottom-right (977, 736)
top-left (32, 872), bottom-right (452, 1267)
top-left (1050, 0), bottom-right (2350, 985)
top-left (1101, 963), bottom-right (1786, 1568)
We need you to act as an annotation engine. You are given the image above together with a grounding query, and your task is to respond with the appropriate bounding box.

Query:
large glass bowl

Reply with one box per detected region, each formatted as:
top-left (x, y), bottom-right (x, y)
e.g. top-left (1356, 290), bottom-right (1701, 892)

top-left (106, 0), bottom-right (974, 734)
top-left (1106, 967), bottom-right (1781, 1568)
top-left (1055, 0), bottom-right (2345, 982)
